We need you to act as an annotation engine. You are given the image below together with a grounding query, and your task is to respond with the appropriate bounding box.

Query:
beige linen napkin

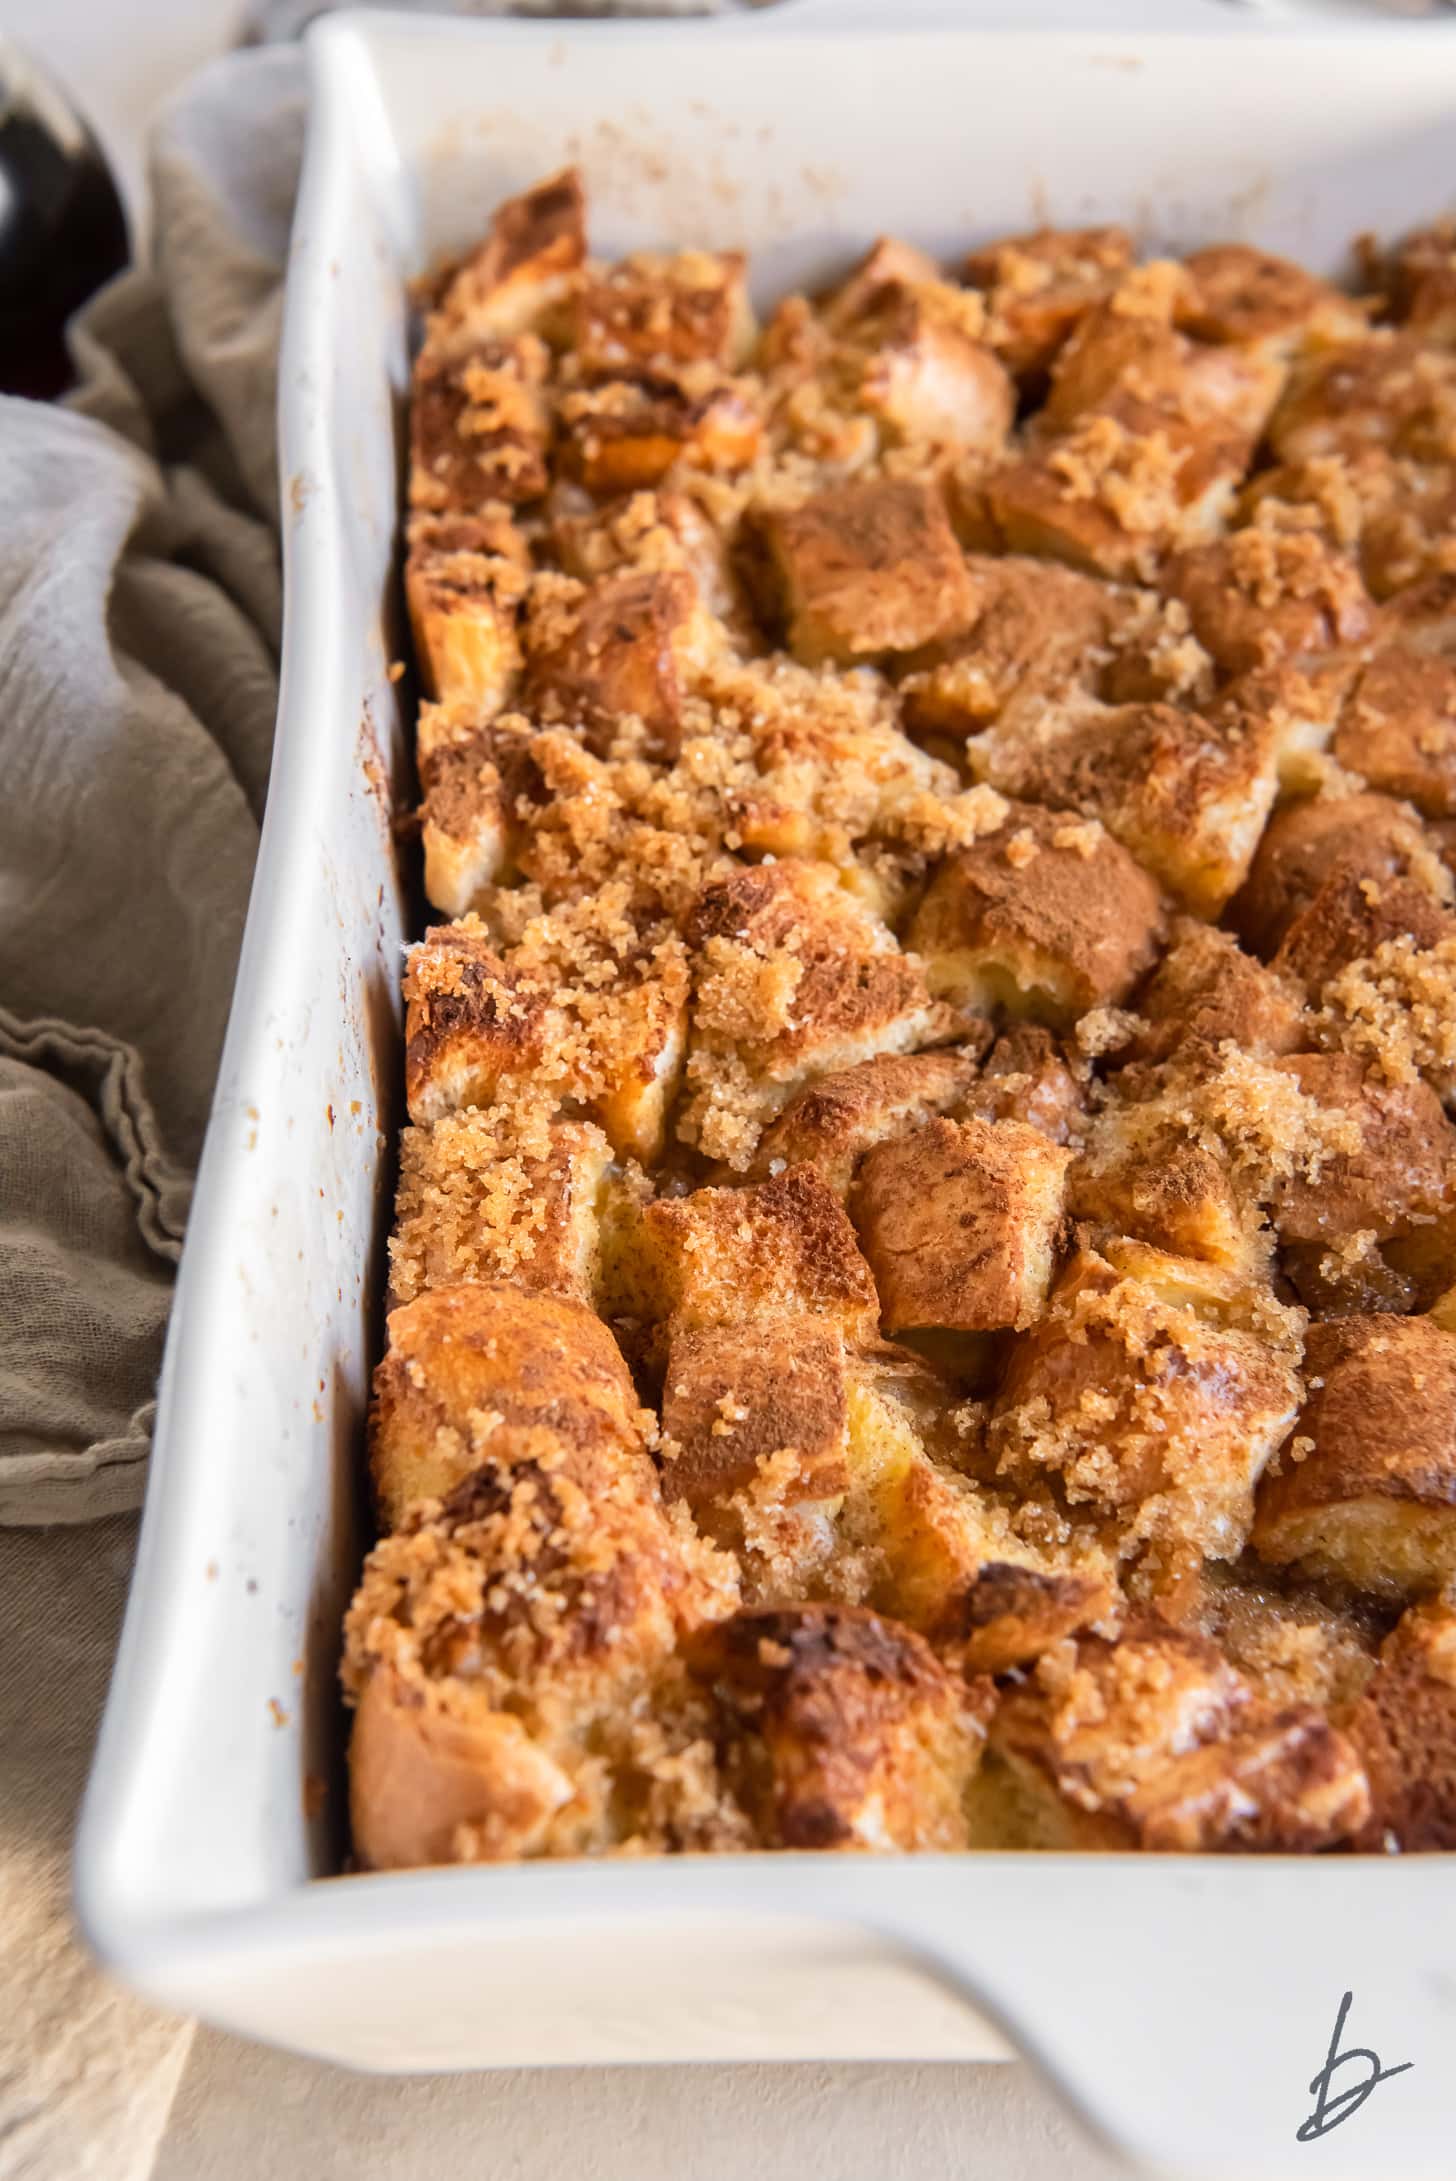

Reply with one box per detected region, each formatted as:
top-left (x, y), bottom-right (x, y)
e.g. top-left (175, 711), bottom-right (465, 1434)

top-left (0, 49), bottom-right (301, 2179)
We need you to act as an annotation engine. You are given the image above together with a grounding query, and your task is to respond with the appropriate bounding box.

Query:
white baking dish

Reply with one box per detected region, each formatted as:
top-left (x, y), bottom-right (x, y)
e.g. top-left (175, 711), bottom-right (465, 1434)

top-left (76, 4), bottom-right (1456, 2171)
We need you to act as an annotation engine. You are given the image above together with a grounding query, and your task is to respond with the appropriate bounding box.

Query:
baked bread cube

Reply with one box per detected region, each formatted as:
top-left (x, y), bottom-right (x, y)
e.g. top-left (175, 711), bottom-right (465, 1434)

top-left (959, 1025), bottom-right (1088, 1146)
top-left (405, 513), bottom-right (530, 711)
top-left (851, 1115), bottom-right (1071, 1337)
top-left (344, 1431), bottom-right (729, 1868)
top-left (646, 1164), bottom-right (881, 1341)
top-left (1269, 332), bottom-right (1456, 467)
top-left (1070, 1099), bottom-right (1264, 1277)
top-left (1378, 221), bottom-right (1456, 344)
top-left (416, 708), bottom-right (542, 919)
top-left (1253, 1314), bottom-right (1456, 1599)
top-left (990, 1238), bottom-right (1303, 1560)
top-left (679, 859), bottom-right (950, 1168)
top-left (403, 907), bottom-right (689, 1164)
top-left (933, 1562), bottom-right (1113, 1675)
top-left (684, 1605), bottom-right (989, 1850)
top-left (985, 398), bottom-right (1249, 583)
top-left (409, 337), bottom-right (551, 512)
top-left (849, 283), bottom-right (1014, 458)
top-left (896, 552), bottom-right (1136, 740)
top-left (1332, 648), bottom-right (1456, 819)
top-left (1266, 1051), bottom-right (1456, 1254)
top-left (426, 167), bottom-right (585, 350)
top-left (988, 1622), bottom-right (1369, 1852)
top-left (660, 1315), bottom-right (850, 1537)
top-left (1042, 273), bottom-right (1282, 440)
top-left (1125, 919), bottom-right (1304, 1069)
top-left (1346, 1599), bottom-right (1456, 1851)
top-left (557, 373), bottom-right (761, 495)
top-left (388, 1112), bottom-right (611, 1312)
top-left (548, 483), bottom-right (745, 626)
top-left (1271, 864), bottom-right (1456, 1001)
top-left (367, 1280), bottom-right (651, 1529)
top-left (755, 478), bottom-right (976, 668)
top-left (820, 235), bottom-right (944, 331)
top-left (1376, 567), bottom-right (1456, 657)
top-left (1160, 530), bottom-right (1373, 679)
top-left (750, 1045), bottom-right (986, 1199)
top-left (1177, 242), bottom-right (1368, 363)
top-left (966, 688), bottom-right (1280, 915)
top-left (522, 567), bottom-right (716, 758)
top-left (1232, 789), bottom-right (1451, 956)
top-left (963, 224), bottom-right (1133, 381)
top-left (908, 801), bottom-right (1165, 1027)
top-left (571, 249), bottom-right (754, 375)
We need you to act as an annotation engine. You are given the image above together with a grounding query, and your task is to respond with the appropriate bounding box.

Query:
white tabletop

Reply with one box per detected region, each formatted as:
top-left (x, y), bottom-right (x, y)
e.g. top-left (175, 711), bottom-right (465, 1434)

top-left (6, 3), bottom-right (1124, 2172)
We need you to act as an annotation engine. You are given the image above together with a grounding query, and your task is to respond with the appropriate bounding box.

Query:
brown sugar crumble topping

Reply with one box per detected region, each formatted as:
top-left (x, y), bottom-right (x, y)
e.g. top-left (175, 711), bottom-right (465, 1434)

top-left (344, 172), bottom-right (1456, 1869)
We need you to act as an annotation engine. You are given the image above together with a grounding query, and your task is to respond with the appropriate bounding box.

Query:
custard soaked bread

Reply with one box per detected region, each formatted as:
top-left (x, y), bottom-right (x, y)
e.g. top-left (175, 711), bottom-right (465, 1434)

top-left (344, 175), bottom-right (1456, 1864)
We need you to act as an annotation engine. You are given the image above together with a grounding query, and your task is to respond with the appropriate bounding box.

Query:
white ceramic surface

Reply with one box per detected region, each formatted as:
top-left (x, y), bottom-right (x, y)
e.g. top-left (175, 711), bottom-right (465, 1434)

top-left (77, 7), bottom-right (1456, 2174)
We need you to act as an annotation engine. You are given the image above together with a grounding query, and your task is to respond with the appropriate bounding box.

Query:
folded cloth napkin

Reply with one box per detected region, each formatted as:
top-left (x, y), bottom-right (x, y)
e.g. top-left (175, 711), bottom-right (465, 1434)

top-left (0, 47), bottom-right (301, 2178)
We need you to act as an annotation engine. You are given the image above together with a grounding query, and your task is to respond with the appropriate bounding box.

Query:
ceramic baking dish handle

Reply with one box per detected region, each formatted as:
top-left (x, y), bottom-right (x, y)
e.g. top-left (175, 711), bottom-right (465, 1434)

top-left (879, 1860), bottom-right (1456, 2180)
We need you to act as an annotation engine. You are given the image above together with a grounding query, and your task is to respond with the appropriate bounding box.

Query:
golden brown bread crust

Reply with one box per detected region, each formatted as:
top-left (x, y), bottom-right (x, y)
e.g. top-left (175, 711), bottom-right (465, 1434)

top-left (1346, 1599), bottom-right (1456, 1851)
top-left (368, 1281), bottom-right (651, 1529)
top-left (1253, 1315), bottom-right (1456, 1597)
top-left (685, 1604), bottom-right (989, 1849)
top-left (758, 478), bottom-right (976, 667)
top-left (851, 1115), bottom-right (1071, 1336)
top-left (750, 1045), bottom-right (987, 1198)
top-left (909, 801), bottom-right (1166, 1025)
top-left (360, 176), bottom-right (1456, 1868)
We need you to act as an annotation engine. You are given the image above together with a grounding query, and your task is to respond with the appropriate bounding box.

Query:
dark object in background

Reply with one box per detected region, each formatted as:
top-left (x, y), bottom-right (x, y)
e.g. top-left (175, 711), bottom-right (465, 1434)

top-left (0, 37), bottom-right (129, 400)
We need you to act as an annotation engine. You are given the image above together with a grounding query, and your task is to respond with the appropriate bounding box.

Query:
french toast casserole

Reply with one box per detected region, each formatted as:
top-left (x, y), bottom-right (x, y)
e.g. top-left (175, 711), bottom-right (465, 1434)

top-left (342, 171), bottom-right (1456, 1866)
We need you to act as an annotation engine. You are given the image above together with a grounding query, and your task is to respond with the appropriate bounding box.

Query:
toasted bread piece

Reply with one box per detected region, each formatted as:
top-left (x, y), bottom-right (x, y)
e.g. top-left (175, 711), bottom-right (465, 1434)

top-left (409, 338), bottom-right (551, 512)
top-left (523, 568), bottom-right (717, 758)
top-left (1042, 272), bottom-right (1282, 439)
top-left (686, 1604), bottom-right (988, 1850)
top-left (1269, 333), bottom-right (1456, 466)
top-left (1232, 789), bottom-right (1451, 956)
top-left (960, 1025), bottom-right (1089, 1147)
top-left (849, 284), bottom-right (1014, 458)
top-left (388, 1113), bottom-right (611, 1312)
top-left (852, 1115), bottom-right (1071, 1338)
top-left (368, 1281), bottom-right (650, 1529)
top-left (750, 1045), bottom-right (986, 1199)
top-left (1125, 919), bottom-right (1304, 1069)
top-left (1178, 243), bottom-right (1368, 362)
top-left (1346, 1598), bottom-right (1456, 1851)
top-left (680, 859), bottom-right (951, 1168)
top-left (1377, 568), bottom-right (1456, 658)
top-left (427, 168), bottom-right (585, 349)
top-left (909, 802), bottom-right (1165, 1028)
top-left (416, 708), bottom-right (541, 919)
top-left (661, 1315), bottom-right (851, 1530)
top-left (557, 373), bottom-right (761, 494)
top-left (548, 484), bottom-right (746, 625)
top-left (988, 1620), bottom-right (1369, 1851)
top-left (1071, 1099), bottom-right (1265, 1277)
top-left (1267, 1052), bottom-right (1456, 1251)
top-left (1254, 1315), bottom-right (1456, 1598)
top-left (406, 515), bottom-right (530, 711)
top-left (344, 1436), bottom-right (728, 1867)
top-left (572, 250), bottom-right (754, 375)
top-left (896, 552), bottom-right (1135, 739)
top-left (934, 1561), bottom-right (1113, 1674)
top-left (963, 225), bottom-right (1133, 380)
top-left (1161, 530), bottom-right (1374, 679)
top-left (1333, 647), bottom-right (1456, 819)
top-left (403, 907), bottom-right (689, 1163)
top-left (966, 687), bottom-right (1280, 916)
top-left (756, 478), bottom-right (975, 668)
top-left (1271, 865), bottom-right (1456, 1001)
top-left (821, 235), bottom-right (943, 331)
top-left (646, 1165), bottom-right (881, 1340)
top-left (991, 1238), bottom-right (1303, 1559)
top-left (985, 397), bottom-right (1249, 584)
